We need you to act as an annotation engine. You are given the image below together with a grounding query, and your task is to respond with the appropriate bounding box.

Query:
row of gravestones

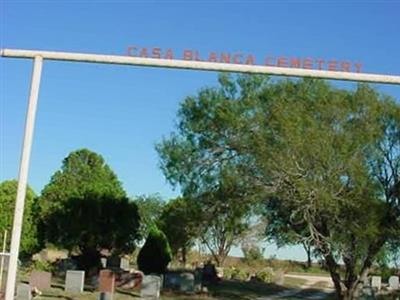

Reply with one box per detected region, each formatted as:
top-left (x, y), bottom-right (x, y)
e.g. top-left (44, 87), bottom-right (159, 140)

top-left (16, 269), bottom-right (202, 300)
top-left (369, 275), bottom-right (399, 291)
top-left (16, 270), bottom-right (163, 300)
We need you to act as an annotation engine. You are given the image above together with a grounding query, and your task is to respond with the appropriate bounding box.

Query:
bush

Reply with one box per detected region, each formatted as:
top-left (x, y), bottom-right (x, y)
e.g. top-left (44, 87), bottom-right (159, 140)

top-left (256, 267), bottom-right (275, 283)
top-left (137, 226), bottom-right (172, 275)
top-left (28, 260), bottom-right (54, 273)
top-left (242, 245), bottom-right (264, 264)
top-left (231, 268), bottom-right (249, 281)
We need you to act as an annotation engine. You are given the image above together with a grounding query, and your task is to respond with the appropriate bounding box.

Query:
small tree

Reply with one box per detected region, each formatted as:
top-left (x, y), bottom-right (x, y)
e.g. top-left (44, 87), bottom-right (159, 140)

top-left (158, 197), bottom-right (200, 265)
top-left (137, 226), bottom-right (172, 275)
top-left (0, 180), bottom-right (39, 257)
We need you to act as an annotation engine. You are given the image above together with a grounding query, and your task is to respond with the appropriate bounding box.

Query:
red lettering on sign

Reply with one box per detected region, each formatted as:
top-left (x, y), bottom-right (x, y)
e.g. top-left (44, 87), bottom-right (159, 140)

top-left (152, 48), bottom-right (161, 59)
top-left (328, 60), bottom-right (337, 71)
top-left (277, 57), bottom-right (288, 67)
top-left (127, 46), bottom-right (137, 56)
top-left (208, 52), bottom-right (218, 62)
top-left (290, 58), bottom-right (301, 68)
top-left (165, 49), bottom-right (174, 59)
top-left (303, 58), bottom-right (313, 69)
top-left (139, 48), bottom-right (148, 58)
top-left (126, 46), bottom-right (364, 73)
top-left (341, 61), bottom-right (351, 72)
top-left (220, 53), bottom-right (231, 64)
top-left (355, 63), bottom-right (362, 73)
top-left (233, 53), bottom-right (242, 64)
top-left (183, 50), bottom-right (193, 60)
top-left (245, 55), bottom-right (255, 65)
top-left (316, 59), bottom-right (325, 70)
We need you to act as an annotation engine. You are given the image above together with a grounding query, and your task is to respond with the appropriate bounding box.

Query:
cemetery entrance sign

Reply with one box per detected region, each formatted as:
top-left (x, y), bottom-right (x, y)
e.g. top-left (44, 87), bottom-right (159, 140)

top-left (1, 48), bottom-right (400, 300)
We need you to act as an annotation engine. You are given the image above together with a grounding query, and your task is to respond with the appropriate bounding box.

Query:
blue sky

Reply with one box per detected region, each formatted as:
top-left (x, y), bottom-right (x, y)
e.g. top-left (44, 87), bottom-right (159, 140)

top-left (1, 1), bottom-right (399, 261)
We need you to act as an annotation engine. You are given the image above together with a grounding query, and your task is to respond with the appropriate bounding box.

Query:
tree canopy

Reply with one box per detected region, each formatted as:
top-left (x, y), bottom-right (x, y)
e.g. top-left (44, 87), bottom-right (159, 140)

top-left (39, 149), bottom-right (141, 271)
top-left (156, 74), bottom-right (399, 299)
top-left (0, 180), bottom-right (39, 257)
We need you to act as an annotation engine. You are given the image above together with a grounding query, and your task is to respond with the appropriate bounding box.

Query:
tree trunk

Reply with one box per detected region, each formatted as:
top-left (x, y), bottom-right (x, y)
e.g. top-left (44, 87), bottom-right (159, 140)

top-left (182, 246), bottom-right (187, 266)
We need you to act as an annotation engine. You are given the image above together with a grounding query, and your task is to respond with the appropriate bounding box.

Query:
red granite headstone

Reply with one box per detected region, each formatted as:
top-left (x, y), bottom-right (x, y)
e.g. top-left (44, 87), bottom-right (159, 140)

top-left (99, 270), bottom-right (115, 293)
top-left (29, 271), bottom-right (51, 291)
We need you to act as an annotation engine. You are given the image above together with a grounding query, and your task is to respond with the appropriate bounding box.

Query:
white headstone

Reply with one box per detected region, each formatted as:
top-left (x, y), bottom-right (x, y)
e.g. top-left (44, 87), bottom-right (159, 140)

top-left (371, 276), bottom-right (381, 290)
top-left (100, 258), bottom-right (107, 268)
top-left (120, 258), bottom-right (130, 271)
top-left (65, 270), bottom-right (85, 293)
top-left (388, 276), bottom-right (399, 290)
top-left (16, 283), bottom-right (31, 300)
top-left (141, 275), bottom-right (161, 299)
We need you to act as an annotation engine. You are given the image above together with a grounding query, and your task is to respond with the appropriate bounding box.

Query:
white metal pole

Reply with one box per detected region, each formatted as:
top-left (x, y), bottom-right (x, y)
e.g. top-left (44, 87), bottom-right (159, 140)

top-left (5, 56), bottom-right (43, 300)
top-left (1, 49), bottom-right (400, 85)
top-left (0, 230), bottom-right (8, 291)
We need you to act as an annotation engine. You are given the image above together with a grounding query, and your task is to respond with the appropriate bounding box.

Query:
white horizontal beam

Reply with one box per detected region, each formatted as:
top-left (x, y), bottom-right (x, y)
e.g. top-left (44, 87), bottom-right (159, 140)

top-left (1, 48), bottom-right (400, 85)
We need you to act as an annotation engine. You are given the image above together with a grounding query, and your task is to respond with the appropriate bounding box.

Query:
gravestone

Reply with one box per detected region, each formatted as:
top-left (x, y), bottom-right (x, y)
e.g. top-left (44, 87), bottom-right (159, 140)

top-left (163, 272), bottom-right (181, 290)
top-left (16, 283), bottom-right (31, 300)
top-left (65, 270), bottom-right (85, 293)
top-left (140, 275), bottom-right (161, 299)
top-left (99, 270), bottom-right (115, 293)
top-left (371, 276), bottom-right (381, 291)
top-left (180, 272), bottom-right (194, 293)
top-left (29, 271), bottom-right (51, 291)
top-left (120, 258), bottom-right (130, 271)
top-left (389, 276), bottom-right (399, 290)
top-left (100, 258), bottom-right (107, 268)
top-left (194, 269), bottom-right (202, 292)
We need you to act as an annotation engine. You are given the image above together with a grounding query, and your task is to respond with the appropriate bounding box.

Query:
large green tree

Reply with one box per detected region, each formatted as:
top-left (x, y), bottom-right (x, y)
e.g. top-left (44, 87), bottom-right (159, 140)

top-left (39, 148), bottom-right (126, 217)
top-left (156, 77), bottom-right (263, 266)
top-left (39, 149), bottom-right (141, 271)
top-left (0, 180), bottom-right (39, 257)
top-left (157, 74), bottom-right (400, 299)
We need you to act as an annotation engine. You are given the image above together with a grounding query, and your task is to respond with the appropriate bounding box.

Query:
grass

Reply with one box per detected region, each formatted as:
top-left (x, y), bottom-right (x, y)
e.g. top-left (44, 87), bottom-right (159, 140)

top-left (27, 276), bottom-right (316, 300)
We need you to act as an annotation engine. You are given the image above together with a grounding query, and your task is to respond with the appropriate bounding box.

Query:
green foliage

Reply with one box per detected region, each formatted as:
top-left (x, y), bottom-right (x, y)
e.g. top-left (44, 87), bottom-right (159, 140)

top-left (0, 180), bottom-right (39, 257)
top-left (255, 268), bottom-right (274, 283)
top-left (39, 149), bottom-right (140, 270)
top-left (157, 197), bottom-right (200, 262)
top-left (137, 226), bottom-right (172, 274)
top-left (242, 244), bottom-right (264, 264)
top-left (157, 74), bottom-right (400, 299)
top-left (230, 268), bottom-right (249, 281)
top-left (28, 260), bottom-right (54, 273)
top-left (133, 194), bottom-right (165, 239)
top-left (39, 148), bottom-right (126, 218)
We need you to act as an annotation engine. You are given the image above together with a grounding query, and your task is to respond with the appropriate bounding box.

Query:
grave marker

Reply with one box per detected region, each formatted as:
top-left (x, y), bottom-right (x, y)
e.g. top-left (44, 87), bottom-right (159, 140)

top-left (16, 283), bottom-right (31, 300)
top-left (180, 272), bottom-right (194, 293)
top-left (29, 271), bottom-right (51, 291)
top-left (389, 276), bottom-right (399, 290)
top-left (140, 275), bottom-right (161, 299)
top-left (65, 270), bottom-right (85, 293)
top-left (99, 270), bottom-right (115, 294)
top-left (371, 276), bottom-right (381, 291)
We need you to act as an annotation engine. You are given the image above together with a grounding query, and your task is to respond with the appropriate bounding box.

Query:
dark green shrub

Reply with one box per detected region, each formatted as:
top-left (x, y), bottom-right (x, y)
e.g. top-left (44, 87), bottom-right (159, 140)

top-left (137, 226), bottom-right (172, 274)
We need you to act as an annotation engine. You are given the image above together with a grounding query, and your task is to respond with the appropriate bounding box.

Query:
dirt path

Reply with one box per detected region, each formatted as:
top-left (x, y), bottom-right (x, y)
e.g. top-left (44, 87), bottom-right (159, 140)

top-left (256, 274), bottom-right (335, 300)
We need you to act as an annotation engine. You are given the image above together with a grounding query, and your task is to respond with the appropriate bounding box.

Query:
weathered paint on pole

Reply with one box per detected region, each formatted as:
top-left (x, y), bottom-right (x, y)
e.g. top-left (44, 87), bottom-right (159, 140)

top-left (5, 56), bottom-right (43, 300)
top-left (1, 48), bottom-right (400, 85)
